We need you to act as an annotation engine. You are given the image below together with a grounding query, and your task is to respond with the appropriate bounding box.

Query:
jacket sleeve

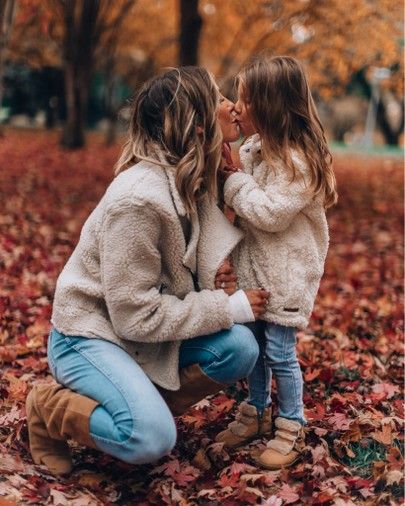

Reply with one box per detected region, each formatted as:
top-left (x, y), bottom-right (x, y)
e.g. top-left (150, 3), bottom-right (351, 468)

top-left (223, 164), bottom-right (313, 233)
top-left (100, 202), bottom-right (233, 343)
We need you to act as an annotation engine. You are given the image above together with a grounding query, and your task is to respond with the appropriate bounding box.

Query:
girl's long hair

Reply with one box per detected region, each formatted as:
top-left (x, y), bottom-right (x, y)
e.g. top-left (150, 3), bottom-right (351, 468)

top-left (115, 67), bottom-right (222, 216)
top-left (237, 56), bottom-right (337, 208)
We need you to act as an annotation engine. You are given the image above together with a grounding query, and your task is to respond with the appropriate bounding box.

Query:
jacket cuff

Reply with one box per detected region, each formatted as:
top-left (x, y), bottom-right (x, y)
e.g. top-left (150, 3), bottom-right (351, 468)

top-left (228, 289), bottom-right (255, 324)
top-left (223, 172), bottom-right (253, 205)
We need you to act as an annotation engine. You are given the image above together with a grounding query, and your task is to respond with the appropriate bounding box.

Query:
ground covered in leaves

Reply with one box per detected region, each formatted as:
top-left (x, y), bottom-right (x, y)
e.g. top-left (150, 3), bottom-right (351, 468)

top-left (0, 130), bottom-right (403, 505)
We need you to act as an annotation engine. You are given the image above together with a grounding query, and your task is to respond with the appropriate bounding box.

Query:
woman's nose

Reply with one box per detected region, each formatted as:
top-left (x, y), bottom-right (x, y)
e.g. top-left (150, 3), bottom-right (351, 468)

top-left (234, 101), bottom-right (242, 114)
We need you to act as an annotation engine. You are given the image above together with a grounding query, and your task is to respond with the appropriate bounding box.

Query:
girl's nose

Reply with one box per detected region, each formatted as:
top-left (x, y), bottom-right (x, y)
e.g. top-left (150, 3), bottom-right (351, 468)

top-left (234, 101), bottom-right (242, 114)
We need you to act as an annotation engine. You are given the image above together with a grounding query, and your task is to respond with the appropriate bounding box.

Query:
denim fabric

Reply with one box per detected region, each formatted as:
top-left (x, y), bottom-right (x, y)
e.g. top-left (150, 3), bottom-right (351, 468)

top-left (179, 324), bottom-right (259, 384)
top-left (247, 321), bottom-right (306, 425)
top-left (47, 324), bottom-right (258, 464)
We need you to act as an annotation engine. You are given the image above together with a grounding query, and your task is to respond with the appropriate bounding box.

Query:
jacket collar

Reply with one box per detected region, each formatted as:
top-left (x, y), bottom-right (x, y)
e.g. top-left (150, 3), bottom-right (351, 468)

top-left (165, 166), bottom-right (199, 274)
top-left (239, 134), bottom-right (262, 174)
top-left (240, 134), bottom-right (261, 155)
top-left (165, 166), bottom-right (187, 217)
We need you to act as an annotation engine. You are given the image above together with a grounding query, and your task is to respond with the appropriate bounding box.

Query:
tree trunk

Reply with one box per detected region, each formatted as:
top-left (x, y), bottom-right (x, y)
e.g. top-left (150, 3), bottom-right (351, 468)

top-left (61, 61), bottom-right (88, 148)
top-left (0, 0), bottom-right (15, 136)
top-left (356, 70), bottom-right (403, 146)
top-left (60, 0), bottom-right (100, 149)
top-left (179, 0), bottom-right (202, 66)
top-left (104, 69), bottom-right (117, 145)
top-left (376, 98), bottom-right (404, 146)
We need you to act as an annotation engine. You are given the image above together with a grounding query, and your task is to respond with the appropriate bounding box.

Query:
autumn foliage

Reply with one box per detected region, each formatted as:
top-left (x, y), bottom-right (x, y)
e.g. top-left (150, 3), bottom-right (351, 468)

top-left (0, 130), bottom-right (403, 505)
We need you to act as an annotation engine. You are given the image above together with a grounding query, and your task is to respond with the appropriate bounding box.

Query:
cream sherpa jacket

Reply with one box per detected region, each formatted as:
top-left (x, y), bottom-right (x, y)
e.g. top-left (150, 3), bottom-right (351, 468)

top-left (224, 134), bottom-right (329, 329)
top-left (51, 160), bottom-right (243, 390)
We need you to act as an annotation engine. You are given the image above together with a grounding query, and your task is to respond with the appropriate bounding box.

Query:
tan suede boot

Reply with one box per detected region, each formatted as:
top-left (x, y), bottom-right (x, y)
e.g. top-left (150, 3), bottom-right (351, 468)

top-left (215, 401), bottom-right (272, 448)
top-left (255, 417), bottom-right (305, 470)
top-left (26, 383), bottom-right (98, 476)
top-left (157, 364), bottom-right (225, 416)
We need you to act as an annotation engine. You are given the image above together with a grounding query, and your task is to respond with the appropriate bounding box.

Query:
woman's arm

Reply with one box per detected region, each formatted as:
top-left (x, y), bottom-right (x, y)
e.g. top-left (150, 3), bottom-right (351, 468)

top-left (100, 202), bottom-right (233, 343)
top-left (223, 163), bottom-right (313, 233)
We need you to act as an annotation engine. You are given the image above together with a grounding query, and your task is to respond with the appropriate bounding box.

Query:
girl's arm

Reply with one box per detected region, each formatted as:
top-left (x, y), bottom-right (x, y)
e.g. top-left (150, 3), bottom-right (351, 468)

top-left (100, 202), bottom-right (233, 343)
top-left (223, 162), bottom-right (313, 233)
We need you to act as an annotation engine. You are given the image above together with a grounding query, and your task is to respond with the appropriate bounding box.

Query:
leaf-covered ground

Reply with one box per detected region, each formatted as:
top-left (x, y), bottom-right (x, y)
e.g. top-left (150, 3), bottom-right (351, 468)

top-left (0, 130), bottom-right (403, 505)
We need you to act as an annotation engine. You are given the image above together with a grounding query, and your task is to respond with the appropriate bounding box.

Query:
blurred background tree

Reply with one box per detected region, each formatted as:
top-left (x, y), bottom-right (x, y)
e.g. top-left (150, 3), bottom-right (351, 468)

top-left (0, 0), bottom-right (16, 136)
top-left (1, 0), bottom-right (403, 148)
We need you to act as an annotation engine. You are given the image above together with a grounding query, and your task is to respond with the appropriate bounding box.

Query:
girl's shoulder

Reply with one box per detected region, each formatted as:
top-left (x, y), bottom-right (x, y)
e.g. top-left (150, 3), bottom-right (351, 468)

top-left (290, 148), bottom-right (309, 173)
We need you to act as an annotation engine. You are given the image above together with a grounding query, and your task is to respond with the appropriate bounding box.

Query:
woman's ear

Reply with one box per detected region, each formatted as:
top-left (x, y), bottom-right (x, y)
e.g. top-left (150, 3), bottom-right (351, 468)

top-left (196, 126), bottom-right (204, 134)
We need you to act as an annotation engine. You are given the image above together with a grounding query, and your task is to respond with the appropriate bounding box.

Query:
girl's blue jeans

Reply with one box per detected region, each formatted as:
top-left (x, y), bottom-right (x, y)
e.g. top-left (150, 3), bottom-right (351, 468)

top-left (246, 321), bottom-right (306, 425)
top-left (47, 324), bottom-right (259, 465)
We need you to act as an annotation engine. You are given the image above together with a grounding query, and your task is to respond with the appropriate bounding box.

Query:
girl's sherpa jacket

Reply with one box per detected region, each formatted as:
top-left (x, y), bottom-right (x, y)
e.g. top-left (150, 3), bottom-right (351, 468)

top-left (51, 161), bottom-right (243, 390)
top-left (224, 134), bottom-right (329, 329)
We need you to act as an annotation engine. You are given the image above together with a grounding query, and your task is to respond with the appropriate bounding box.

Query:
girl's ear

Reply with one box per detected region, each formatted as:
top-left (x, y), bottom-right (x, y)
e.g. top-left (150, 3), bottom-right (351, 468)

top-left (196, 126), bottom-right (204, 134)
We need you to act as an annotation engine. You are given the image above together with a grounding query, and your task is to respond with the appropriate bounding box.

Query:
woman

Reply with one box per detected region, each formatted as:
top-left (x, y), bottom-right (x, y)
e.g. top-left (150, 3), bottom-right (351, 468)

top-left (26, 67), bottom-right (269, 476)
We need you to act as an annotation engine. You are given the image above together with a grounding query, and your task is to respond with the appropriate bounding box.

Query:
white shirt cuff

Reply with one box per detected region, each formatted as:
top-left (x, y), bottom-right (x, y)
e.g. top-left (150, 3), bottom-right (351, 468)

top-left (228, 289), bottom-right (255, 323)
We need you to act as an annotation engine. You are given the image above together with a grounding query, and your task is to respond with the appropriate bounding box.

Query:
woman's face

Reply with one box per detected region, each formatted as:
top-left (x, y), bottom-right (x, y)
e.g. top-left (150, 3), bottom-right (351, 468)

top-left (235, 83), bottom-right (257, 137)
top-left (218, 94), bottom-right (240, 143)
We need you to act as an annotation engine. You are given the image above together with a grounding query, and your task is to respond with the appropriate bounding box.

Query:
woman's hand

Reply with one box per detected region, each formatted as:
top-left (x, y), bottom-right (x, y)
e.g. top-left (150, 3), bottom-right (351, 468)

top-left (244, 289), bottom-right (270, 319)
top-left (218, 156), bottom-right (240, 195)
top-left (218, 164), bottom-right (239, 185)
top-left (215, 258), bottom-right (238, 295)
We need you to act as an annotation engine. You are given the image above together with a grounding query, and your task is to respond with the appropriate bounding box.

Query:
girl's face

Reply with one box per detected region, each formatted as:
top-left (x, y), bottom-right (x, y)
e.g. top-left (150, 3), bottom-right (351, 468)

top-left (235, 83), bottom-right (257, 137)
top-left (218, 94), bottom-right (240, 143)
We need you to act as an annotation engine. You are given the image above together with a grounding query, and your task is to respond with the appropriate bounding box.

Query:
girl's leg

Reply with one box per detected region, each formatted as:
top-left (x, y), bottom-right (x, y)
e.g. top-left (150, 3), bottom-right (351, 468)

top-left (264, 323), bottom-right (306, 425)
top-left (212, 322), bottom-right (272, 448)
top-left (48, 329), bottom-right (177, 464)
top-left (179, 323), bottom-right (259, 384)
top-left (246, 321), bottom-right (272, 415)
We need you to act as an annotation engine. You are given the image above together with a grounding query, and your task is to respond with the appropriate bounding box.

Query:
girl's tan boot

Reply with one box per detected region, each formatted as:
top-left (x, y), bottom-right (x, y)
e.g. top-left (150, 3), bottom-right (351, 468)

top-left (255, 417), bottom-right (305, 469)
top-left (215, 401), bottom-right (272, 448)
top-left (26, 383), bottom-right (98, 476)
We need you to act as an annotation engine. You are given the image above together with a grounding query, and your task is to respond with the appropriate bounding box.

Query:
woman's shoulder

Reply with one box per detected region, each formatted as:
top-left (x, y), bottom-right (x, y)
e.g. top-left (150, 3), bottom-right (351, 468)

top-left (104, 161), bottom-right (172, 211)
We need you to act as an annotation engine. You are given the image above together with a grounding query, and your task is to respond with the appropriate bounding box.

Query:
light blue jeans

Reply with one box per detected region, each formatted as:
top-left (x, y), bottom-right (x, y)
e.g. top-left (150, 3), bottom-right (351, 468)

top-left (47, 325), bottom-right (259, 464)
top-left (247, 321), bottom-right (306, 425)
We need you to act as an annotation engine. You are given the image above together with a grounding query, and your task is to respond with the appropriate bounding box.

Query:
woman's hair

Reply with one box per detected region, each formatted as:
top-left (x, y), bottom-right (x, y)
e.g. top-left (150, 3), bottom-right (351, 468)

top-left (115, 67), bottom-right (222, 216)
top-left (237, 56), bottom-right (337, 208)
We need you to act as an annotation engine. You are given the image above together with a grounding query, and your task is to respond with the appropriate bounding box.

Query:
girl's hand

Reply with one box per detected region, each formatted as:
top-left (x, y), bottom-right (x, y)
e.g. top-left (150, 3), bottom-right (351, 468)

top-left (244, 289), bottom-right (270, 319)
top-left (215, 258), bottom-right (238, 295)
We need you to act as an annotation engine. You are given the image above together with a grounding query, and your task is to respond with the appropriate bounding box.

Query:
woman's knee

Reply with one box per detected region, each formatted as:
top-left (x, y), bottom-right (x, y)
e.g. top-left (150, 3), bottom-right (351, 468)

top-left (119, 413), bottom-right (177, 465)
top-left (227, 324), bottom-right (260, 377)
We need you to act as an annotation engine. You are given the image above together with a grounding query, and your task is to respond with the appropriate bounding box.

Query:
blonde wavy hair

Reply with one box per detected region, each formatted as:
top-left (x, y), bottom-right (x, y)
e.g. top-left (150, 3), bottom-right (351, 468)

top-left (237, 56), bottom-right (337, 208)
top-left (115, 67), bottom-right (223, 216)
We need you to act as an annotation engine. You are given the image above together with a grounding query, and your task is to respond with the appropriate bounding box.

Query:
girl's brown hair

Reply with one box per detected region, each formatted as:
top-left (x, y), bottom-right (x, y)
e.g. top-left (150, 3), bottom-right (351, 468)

top-left (237, 56), bottom-right (337, 208)
top-left (115, 67), bottom-right (222, 216)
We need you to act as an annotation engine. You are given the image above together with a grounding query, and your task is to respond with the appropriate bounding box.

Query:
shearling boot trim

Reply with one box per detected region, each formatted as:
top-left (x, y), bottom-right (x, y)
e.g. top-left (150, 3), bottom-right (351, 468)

top-left (239, 401), bottom-right (258, 417)
top-left (229, 419), bottom-right (253, 437)
top-left (274, 417), bottom-right (302, 432)
top-left (235, 414), bottom-right (255, 425)
top-left (228, 402), bottom-right (259, 437)
top-left (265, 417), bottom-right (303, 455)
top-left (274, 429), bottom-right (296, 442)
top-left (266, 438), bottom-right (293, 456)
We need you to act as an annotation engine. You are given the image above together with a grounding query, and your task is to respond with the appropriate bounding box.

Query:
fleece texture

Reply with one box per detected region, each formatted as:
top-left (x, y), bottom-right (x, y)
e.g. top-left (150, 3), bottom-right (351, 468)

top-left (51, 160), bottom-right (243, 390)
top-left (224, 134), bottom-right (329, 329)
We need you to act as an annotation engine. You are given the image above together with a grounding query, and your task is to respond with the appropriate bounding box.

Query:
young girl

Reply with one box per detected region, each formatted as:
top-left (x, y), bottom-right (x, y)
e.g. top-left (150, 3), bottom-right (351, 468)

top-left (215, 56), bottom-right (337, 469)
